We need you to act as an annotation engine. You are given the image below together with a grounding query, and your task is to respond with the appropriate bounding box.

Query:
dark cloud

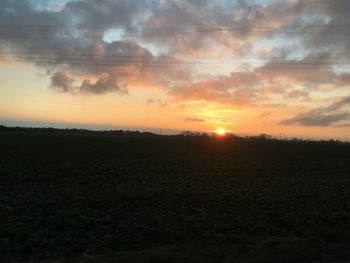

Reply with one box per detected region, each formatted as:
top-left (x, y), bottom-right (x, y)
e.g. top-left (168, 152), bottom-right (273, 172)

top-left (80, 73), bottom-right (128, 95)
top-left (50, 71), bottom-right (74, 92)
top-left (326, 96), bottom-right (350, 111)
top-left (281, 110), bottom-right (349, 127)
top-left (180, 117), bottom-right (206, 123)
top-left (0, 0), bottom-right (350, 107)
top-left (64, 0), bottom-right (149, 27)
top-left (281, 96), bottom-right (350, 127)
top-left (0, 0), bottom-right (150, 94)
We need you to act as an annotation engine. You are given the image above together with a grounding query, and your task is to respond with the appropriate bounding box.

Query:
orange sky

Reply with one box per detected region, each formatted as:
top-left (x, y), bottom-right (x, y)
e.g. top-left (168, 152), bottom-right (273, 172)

top-left (0, 0), bottom-right (350, 140)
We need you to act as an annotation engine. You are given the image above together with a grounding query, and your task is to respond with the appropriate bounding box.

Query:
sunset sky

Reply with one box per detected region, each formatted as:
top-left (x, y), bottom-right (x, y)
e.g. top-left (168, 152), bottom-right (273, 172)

top-left (1, 0), bottom-right (350, 140)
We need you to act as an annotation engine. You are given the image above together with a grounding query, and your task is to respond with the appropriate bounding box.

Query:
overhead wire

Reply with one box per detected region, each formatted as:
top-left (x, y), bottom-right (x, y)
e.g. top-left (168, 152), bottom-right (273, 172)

top-left (1, 57), bottom-right (348, 70)
top-left (1, 24), bottom-right (350, 70)
top-left (1, 24), bottom-right (350, 39)
top-left (0, 50), bottom-right (348, 61)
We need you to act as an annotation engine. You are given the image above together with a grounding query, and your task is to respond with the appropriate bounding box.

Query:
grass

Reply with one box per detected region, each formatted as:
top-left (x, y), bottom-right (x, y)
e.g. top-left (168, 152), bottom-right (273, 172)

top-left (1, 132), bottom-right (350, 262)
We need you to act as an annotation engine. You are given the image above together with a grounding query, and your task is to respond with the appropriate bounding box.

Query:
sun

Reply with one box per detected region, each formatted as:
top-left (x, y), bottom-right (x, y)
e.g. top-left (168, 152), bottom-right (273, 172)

top-left (215, 128), bottom-right (226, 136)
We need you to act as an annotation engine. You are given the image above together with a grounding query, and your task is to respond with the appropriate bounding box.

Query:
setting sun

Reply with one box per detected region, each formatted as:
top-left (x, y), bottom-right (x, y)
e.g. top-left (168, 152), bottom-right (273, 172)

top-left (215, 128), bottom-right (226, 136)
top-left (2, 1), bottom-right (350, 262)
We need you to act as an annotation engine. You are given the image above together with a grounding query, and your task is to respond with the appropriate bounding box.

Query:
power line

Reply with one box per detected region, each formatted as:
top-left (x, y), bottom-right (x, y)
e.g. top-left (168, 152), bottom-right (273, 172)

top-left (1, 57), bottom-right (349, 70)
top-left (1, 24), bottom-right (350, 29)
top-left (0, 50), bottom-right (349, 61)
top-left (1, 56), bottom-right (350, 65)
top-left (1, 25), bottom-right (350, 40)
top-left (2, 53), bottom-right (350, 64)
top-left (1, 31), bottom-right (350, 40)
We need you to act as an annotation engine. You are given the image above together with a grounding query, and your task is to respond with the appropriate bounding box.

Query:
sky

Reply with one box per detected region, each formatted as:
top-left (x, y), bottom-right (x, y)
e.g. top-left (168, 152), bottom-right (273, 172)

top-left (0, 0), bottom-right (350, 140)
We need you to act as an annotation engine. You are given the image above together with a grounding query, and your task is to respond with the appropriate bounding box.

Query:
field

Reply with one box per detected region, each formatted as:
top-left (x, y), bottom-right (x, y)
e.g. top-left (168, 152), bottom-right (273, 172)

top-left (1, 131), bottom-right (350, 262)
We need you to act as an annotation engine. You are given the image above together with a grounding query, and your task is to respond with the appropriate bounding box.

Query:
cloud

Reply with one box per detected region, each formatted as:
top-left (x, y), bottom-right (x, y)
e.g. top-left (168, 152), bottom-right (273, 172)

top-left (281, 110), bottom-right (349, 127)
top-left (259, 112), bottom-right (271, 118)
top-left (281, 96), bottom-right (350, 127)
top-left (147, 98), bottom-right (155, 104)
top-left (0, 0), bottom-right (150, 94)
top-left (284, 89), bottom-right (310, 100)
top-left (326, 96), bottom-right (350, 111)
top-left (50, 71), bottom-right (74, 92)
top-left (180, 117), bottom-right (206, 123)
top-left (0, 0), bottom-right (350, 116)
top-left (335, 123), bottom-right (350, 128)
top-left (50, 70), bottom-right (128, 94)
top-left (80, 73), bottom-right (128, 95)
top-left (168, 71), bottom-right (260, 106)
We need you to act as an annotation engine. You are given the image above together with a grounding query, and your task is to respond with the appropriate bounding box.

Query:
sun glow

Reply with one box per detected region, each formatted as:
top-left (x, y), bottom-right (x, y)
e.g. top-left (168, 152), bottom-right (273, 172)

top-left (215, 128), bottom-right (226, 136)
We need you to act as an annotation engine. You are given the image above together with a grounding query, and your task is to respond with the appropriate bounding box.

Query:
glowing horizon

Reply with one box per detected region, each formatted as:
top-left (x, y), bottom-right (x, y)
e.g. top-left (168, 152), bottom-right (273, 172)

top-left (0, 1), bottom-right (350, 141)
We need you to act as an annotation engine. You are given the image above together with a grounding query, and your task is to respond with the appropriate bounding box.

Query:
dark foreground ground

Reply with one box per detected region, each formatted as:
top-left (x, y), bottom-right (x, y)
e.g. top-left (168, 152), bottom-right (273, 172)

top-left (1, 131), bottom-right (350, 262)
